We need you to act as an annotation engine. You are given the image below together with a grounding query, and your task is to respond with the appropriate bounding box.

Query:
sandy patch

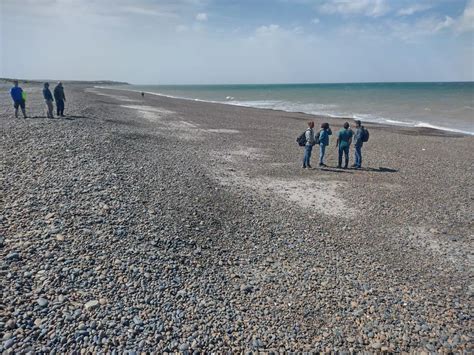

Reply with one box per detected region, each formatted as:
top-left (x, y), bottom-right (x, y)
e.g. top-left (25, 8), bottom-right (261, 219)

top-left (86, 89), bottom-right (140, 102)
top-left (406, 226), bottom-right (473, 270)
top-left (205, 129), bottom-right (240, 134)
top-left (214, 167), bottom-right (354, 218)
top-left (215, 147), bottom-right (269, 163)
top-left (120, 105), bottom-right (202, 141)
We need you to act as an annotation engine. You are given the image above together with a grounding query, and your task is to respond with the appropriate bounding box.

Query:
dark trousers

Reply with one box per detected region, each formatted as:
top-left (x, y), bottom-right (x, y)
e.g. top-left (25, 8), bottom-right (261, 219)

top-left (56, 100), bottom-right (65, 116)
top-left (338, 145), bottom-right (349, 168)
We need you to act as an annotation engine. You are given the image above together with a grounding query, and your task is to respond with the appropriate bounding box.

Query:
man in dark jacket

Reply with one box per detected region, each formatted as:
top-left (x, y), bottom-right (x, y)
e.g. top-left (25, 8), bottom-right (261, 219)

top-left (352, 120), bottom-right (365, 169)
top-left (43, 82), bottom-right (54, 118)
top-left (53, 82), bottom-right (66, 116)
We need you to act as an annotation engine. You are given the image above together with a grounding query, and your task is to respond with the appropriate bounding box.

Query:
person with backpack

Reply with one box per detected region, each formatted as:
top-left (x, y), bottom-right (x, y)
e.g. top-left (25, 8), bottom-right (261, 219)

top-left (335, 122), bottom-right (353, 169)
top-left (43, 82), bottom-right (54, 118)
top-left (302, 121), bottom-right (316, 168)
top-left (352, 120), bottom-right (368, 169)
top-left (9, 80), bottom-right (28, 118)
top-left (53, 82), bottom-right (66, 117)
top-left (318, 122), bottom-right (332, 167)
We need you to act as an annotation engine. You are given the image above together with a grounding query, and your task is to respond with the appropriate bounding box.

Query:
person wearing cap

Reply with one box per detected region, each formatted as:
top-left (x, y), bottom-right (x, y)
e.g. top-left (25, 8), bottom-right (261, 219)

top-left (43, 82), bottom-right (54, 118)
top-left (53, 82), bottom-right (66, 117)
top-left (10, 80), bottom-right (28, 118)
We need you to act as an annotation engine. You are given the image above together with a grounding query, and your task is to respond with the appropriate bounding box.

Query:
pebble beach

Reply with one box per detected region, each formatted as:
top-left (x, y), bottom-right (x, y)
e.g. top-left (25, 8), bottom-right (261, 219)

top-left (1, 83), bottom-right (473, 353)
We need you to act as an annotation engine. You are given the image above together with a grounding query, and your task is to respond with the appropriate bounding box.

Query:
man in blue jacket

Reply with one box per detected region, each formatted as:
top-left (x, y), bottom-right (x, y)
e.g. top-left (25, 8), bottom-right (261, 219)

top-left (43, 82), bottom-right (54, 118)
top-left (10, 81), bottom-right (27, 118)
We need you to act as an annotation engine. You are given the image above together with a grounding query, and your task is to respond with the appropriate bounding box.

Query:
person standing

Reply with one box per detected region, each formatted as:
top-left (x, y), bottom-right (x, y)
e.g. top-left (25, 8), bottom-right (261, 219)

top-left (318, 122), bottom-right (332, 167)
top-left (336, 122), bottom-right (353, 169)
top-left (302, 121), bottom-right (316, 169)
top-left (10, 80), bottom-right (27, 118)
top-left (352, 120), bottom-right (365, 169)
top-left (53, 82), bottom-right (66, 117)
top-left (43, 82), bottom-right (54, 118)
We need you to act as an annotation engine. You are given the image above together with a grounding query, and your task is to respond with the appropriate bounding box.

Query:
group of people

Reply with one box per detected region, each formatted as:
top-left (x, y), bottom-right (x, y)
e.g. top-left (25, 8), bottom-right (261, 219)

top-left (301, 120), bottom-right (368, 169)
top-left (9, 80), bottom-right (67, 119)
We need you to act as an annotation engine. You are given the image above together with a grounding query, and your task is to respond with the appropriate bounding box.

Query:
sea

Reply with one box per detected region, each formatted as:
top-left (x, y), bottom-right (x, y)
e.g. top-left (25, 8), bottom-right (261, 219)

top-left (122, 82), bottom-right (474, 135)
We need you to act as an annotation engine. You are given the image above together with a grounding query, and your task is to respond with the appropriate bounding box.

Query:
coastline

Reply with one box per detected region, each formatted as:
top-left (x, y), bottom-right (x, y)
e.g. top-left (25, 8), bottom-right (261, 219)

top-left (98, 84), bottom-right (474, 137)
top-left (1, 83), bottom-right (472, 353)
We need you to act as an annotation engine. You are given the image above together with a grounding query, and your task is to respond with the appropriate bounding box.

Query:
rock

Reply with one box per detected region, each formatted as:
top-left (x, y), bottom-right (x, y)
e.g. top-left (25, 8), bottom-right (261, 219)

top-left (179, 343), bottom-right (189, 351)
top-left (34, 319), bottom-right (43, 327)
top-left (371, 342), bottom-right (382, 349)
top-left (37, 298), bottom-right (49, 307)
top-left (84, 300), bottom-right (100, 310)
top-left (56, 234), bottom-right (65, 241)
top-left (99, 298), bottom-right (107, 305)
top-left (5, 252), bottom-right (20, 261)
top-left (5, 319), bottom-right (16, 330)
top-left (240, 284), bottom-right (253, 293)
top-left (3, 338), bottom-right (15, 349)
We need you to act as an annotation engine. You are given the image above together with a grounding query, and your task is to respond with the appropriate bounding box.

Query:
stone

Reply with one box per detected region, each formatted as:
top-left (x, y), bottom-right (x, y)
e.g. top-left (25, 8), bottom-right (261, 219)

top-left (56, 234), bottom-right (65, 241)
top-left (6, 252), bottom-right (20, 261)
top-left (3, 338), bottom-right (15, 349)
top-left (84, 300), bottom-right (100, 310)
top-left (37, 298), bottom-right (49, 307)
top-left (5, 319), bottom-right (16, 330)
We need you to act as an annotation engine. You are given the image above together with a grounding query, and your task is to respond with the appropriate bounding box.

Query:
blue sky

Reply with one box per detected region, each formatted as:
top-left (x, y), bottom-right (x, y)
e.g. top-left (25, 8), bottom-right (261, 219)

top-left (1, 0), bottom-right (473, 84)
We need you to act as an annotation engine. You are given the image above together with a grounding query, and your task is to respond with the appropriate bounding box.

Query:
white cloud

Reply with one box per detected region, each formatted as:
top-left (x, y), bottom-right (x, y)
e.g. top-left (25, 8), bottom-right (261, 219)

top-left (311, 17), bottom-right (320, 24)
top-left (196, 12), bottom-right (208, 21)
top-left (454, 0), bottom-right (474, 33)
top-left (397, 4), bottom-right (431, 16)
top-left (120, 5), bottom-right (178, 18)
top-left (255, 24), bottom-right (281, 36)
top-left (319, 0), bottom-right (390, 17)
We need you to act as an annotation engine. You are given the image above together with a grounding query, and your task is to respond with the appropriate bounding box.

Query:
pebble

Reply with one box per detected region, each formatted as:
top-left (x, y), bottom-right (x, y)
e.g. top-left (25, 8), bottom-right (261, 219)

top-left (84, 300), bottom-right (100, 310)
top-left (37, 298), bottom-right (49, 308)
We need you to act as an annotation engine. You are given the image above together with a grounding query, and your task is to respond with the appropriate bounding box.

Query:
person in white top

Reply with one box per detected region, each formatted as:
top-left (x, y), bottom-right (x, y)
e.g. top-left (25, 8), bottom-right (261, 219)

top-left (302, 121), bottom-right (315, 168)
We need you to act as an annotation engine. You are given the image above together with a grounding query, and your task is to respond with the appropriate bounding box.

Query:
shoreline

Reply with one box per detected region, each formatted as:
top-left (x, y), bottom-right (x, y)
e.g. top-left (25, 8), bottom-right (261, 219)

top-left (95, 85), bottom-right (474, 137)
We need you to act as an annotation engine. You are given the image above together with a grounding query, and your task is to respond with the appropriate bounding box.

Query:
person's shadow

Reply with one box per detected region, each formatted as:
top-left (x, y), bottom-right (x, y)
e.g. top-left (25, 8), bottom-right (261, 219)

top-left (360, 167), bottom-right (398, 173)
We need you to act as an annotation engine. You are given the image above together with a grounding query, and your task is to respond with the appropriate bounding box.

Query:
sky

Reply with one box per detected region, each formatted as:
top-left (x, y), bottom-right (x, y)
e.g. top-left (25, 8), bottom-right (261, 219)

top-left (1, 0), bottom-right (473, 84)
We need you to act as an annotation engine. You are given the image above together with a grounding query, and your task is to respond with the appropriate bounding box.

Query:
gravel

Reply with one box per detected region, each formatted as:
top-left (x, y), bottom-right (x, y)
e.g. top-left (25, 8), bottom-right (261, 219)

top-left (0, 83), bottom-right (472, 352)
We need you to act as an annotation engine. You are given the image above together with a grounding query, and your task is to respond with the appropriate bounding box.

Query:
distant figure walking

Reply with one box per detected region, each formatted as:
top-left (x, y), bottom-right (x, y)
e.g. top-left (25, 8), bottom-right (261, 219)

top-left (141, 92), bottom-right (145, 98)
top-left (352, 120), bottom-right (368, 169)
top-left (53, 82), bottom-right (66, 117)
top-left (302, 121), bottom-right (316, 169)
top-left (336, 122), bottom-right (353, 169)
top-left (318, 122), bottom-right (332, 167)
top-left (10, 80), bottom-right (27, 118)
top-left (43, 83), bottom-right (54, 118)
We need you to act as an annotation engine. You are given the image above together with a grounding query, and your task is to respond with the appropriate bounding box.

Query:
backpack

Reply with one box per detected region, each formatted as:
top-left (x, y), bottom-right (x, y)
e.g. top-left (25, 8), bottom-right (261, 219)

top-left (296, 131), bottom-right (307, 146)
top-left (362, 128), bottom-right (369, 142)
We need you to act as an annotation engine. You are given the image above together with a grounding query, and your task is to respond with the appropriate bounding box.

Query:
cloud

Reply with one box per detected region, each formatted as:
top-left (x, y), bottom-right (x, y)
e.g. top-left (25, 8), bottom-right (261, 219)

top-left (196, 12), bottom-right (208, 21)
top-left (454, 0), bottom-right (474, 33)
top-left (120, 5), bottom-right (178, 18)
top-left (319, 0), bottom-right (390, 17)
top-left (311, 18), bottom-right (320, 24)
top-left (255, 24), bottom-right (281, 36)
top-left (397, 4), bottom-right (431, 16)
